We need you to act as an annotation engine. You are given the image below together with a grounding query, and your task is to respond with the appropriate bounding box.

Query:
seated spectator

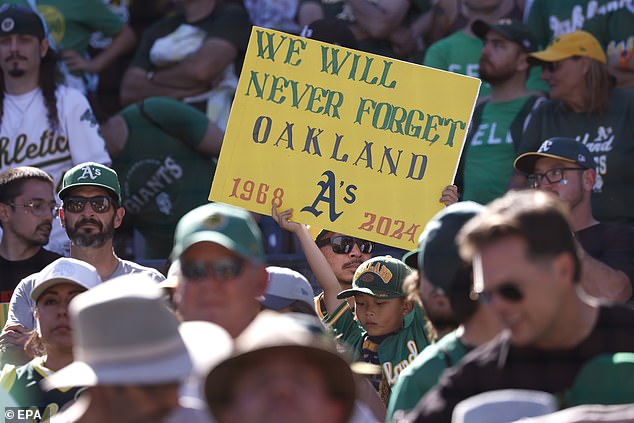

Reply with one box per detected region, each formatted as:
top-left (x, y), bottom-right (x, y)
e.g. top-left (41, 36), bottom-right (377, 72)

top-left (205, 310), bottom-right (356, 423)
top-left (401, 190), bottom-right (634, 422)
top-left (0, 167), bottom-right (62, 327)
top-left (0, 258), bottom-right (100, 420)
top-left (387, 202), bottom-right (502, 420)
top-left (120, 0), bottom-right (251, 131)
top-left (101, 96), bottom-right (223, 259)
top-left (514, 31), bottom-right (634, 226)
top-left (515, 137), bottom-right (634, 302)
top-left (42, 275), bottom-right (192, 422)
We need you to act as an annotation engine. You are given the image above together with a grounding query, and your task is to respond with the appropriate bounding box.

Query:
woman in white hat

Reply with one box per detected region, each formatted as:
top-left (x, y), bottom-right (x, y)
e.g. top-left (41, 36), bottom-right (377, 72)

top-left (0, 258), bottom-right (100, 420)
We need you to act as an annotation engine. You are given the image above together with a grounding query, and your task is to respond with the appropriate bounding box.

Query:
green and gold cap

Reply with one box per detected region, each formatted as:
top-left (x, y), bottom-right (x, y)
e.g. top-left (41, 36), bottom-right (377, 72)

top-left (172, 203), bottom-right (265, 262)
top-left (58, 162), bottom-right (121, 203)
top-left (337, 256), bottom-right (411, 299)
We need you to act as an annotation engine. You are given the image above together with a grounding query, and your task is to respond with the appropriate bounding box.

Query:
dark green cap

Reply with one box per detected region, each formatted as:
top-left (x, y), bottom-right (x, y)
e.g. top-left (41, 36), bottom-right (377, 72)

top-left (58, 162), bottom-right (121, 203)
top-left (514, 137), bottom-right (593, 174)
top-left (172, 203), bottom-right (265, 261)
top-left (472, 18), bottom-right (537, 52)
top-left (418, 202), bottom-right (484, 293)
top-left (337, 256), bottom-right (411, 299)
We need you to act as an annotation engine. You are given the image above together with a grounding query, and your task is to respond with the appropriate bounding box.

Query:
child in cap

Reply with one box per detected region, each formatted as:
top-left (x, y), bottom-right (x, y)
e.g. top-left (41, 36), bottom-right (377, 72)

top-left (0, 258), bottom-right (101, 420)
top-left (272, 204), bottom-right (431, 404)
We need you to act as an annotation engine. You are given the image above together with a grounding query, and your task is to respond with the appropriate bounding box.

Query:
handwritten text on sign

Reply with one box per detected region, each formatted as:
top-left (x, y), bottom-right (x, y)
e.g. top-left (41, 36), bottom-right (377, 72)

top-left (210, 27), bottom-right (480, 250)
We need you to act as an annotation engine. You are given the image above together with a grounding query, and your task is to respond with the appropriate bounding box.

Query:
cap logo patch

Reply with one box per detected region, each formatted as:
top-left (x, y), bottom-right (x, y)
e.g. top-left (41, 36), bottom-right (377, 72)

top-left (1, 18), bottom-right (14, 33)
top-left (538, 140), bottom-right (553, 152)
top-left (202, 213), bottom-right (226, 230)
top-left (77, 165), bottom-right (102, 181)
top-left (356, 261), bottom-right (393, 284)
top-left (55, 261), bottom-right (76, 277)
top-left (578, 154), bottom-right (586, 163)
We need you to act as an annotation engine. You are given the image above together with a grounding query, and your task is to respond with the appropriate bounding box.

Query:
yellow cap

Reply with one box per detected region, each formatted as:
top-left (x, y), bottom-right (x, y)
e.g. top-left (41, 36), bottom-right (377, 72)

top-left (529, 30), bottom-right (606, 64)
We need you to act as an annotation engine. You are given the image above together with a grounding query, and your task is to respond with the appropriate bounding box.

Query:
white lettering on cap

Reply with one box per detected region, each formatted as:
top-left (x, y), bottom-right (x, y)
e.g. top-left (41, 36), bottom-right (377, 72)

top-left (537, 140), bottom-right (553, 152)
top-left (78, 165), bottom-right (102, 180)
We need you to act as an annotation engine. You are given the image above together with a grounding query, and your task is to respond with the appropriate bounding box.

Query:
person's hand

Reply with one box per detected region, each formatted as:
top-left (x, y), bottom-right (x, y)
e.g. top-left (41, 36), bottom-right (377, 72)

top-left (0, 324), bottom-right (32, 349)
top-left (61, 50), bottom-right (94, 73)
top-left (271, 204), bottom-right (305, 234)
top-left (439, 184), bottom-right (459, 206)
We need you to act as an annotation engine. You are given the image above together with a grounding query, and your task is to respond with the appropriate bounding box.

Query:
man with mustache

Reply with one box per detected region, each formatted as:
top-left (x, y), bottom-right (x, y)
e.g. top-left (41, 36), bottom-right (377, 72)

top-left (1, 162), bottom-right (164, 365)
top-left (0, 167), bottom-right (61, 328)
top-left (457, 18), bottom-right (545, 205)
top-left (0, 4), bottom-right (110, 256)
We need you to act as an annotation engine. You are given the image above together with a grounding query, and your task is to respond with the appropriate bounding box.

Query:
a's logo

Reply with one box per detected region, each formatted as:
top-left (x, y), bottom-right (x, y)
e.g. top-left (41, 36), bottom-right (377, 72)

top-left (577, 154), bottom-right (587, 163)
top-left (538, 140), bottom-right (553, 152)
top-left (77, 165), bottom-right (101, 181)
top-left (1, 17), bottom-right (14, 33)
top-left (203, 213), bottom-right (225, 230)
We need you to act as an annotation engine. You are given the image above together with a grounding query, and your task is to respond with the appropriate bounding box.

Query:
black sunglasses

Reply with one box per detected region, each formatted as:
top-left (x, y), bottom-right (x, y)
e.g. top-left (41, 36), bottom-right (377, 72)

top-left (63, 196), bottom-right (113, 214)
top-left (477, 282), bottom-right (524, 304)
top-left (180, 257), bottom-right (245, 281)
top-left (316, 235), bottom-right (374, 254)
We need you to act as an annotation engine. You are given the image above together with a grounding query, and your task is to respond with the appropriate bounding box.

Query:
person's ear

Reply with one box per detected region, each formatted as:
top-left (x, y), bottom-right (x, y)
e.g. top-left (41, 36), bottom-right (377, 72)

top-left (113, 206), bottom-right (125, 229)
top-left (402, 299), bottom-right (414, 317)
top-left (0, 202), bottom-right (10, 223)
top-left (59, 207), bottom-right (66, 228)
top-left (582, 168), bottom-right (596, 192)
top-left (40, 38), bottom-right (49, 58)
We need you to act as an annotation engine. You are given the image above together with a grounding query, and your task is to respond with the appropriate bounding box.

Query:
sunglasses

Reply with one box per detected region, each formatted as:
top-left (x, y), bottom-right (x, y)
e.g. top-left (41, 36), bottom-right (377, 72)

top-left (63, 196), bottom-right (113, 214)
top-left (477, 282), bottom-right (524, 304)
top-left (316, 235), bottom-right (374, 254)
top-left (180, 257), bottom-right (245, 281)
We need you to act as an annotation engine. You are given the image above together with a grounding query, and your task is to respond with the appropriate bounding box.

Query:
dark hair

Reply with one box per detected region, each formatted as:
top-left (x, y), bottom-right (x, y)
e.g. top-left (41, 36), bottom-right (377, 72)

top-left (447, 265), bottom-right (479, 323)
top-left (459, 190), bottom-right (582, 282)
top-left (0, 166), bottom-right (53, 204)
top-left (0, 42), bottom-right (62, 130)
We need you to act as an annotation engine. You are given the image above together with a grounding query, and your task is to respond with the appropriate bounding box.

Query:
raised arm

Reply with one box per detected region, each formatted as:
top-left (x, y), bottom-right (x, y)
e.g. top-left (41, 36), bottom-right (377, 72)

top-left (272, 205), bottom-right (345, 315)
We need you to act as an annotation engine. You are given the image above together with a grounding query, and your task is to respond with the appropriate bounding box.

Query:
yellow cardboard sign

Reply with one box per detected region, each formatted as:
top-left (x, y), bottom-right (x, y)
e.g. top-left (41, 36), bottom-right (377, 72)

top-left (210, 27), bottom-right (480, 250)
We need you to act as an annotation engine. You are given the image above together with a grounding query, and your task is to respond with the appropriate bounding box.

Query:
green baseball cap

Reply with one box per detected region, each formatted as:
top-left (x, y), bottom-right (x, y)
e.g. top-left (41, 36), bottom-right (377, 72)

top-left (58, 162), bottom-right (122, 203)
top-left (172, 203), bottom-right (265, 262)
top-left (472, 18), bottom-right (537, 52)
top-left (418, 202), bottom-right (484, 293)
top-left (337, 256), bottom-right (411, 299)
top-left (514, 137), bottom-right (593, 174)
top-left (0, 4), bottom-right (46, 40)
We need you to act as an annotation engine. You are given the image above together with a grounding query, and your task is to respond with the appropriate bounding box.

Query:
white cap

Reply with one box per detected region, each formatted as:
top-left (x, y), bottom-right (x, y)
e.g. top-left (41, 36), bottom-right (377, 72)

top-left (30, 258), bottom-right (101, 302)
top-left (262, 266), bottom-right (314, 310)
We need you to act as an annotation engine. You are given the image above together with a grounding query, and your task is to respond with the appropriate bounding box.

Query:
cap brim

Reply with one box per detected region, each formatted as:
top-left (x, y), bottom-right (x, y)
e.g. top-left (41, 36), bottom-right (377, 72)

top-left (30, 278), bottom-right (91, 302)
top-left (402, 250), bottom-right (418, 269)
top-left (337, 287), bottom-right (402, 299)
top-left (514, 152), bottom-right (578, 173)
top-left (528, 50), bottom-right (573, 64)
top-left (261, 294), bottom-right (295, 310)
top-left (175, 231), bottom-right (262, 262)
top-left (43, 347), bottom-right (192, 390)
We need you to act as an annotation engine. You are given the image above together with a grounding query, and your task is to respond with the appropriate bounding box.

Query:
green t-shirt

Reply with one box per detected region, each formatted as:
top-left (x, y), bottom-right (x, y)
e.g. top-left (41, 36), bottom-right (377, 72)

top-left (323, 302), bottom-right (432, 389)
top-left (114, 97), bottom-right (215, 259)
top-left (463, 96), bottom-right (533, 204)
top-left (386, 330), bottom-right (471, 421)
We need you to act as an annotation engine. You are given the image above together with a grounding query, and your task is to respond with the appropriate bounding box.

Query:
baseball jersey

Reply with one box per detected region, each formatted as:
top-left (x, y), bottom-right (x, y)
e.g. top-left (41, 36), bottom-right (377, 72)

top-left (322, 302), bottom-right (432, 393)
top-left (386, 330), bottom-right (472, 420)
top-left (0, 356), bottom-right (84, 420)
top-left (4, 258), bottom-right (164, 332)
top-left (0, 85), bottom-right (111, 254)
top-left (518, 88), bottom-right (634, 224)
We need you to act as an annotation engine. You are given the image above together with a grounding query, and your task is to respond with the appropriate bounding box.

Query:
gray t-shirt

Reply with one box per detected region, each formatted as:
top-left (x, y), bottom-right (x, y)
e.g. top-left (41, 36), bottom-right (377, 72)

top-left (4, 259), bottom-right (165, 330)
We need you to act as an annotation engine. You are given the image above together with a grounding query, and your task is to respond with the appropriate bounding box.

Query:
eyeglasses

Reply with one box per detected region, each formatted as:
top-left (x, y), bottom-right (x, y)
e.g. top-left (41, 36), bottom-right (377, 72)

top-left (316, 236), bottom-right (374, 254)
top-left (180, 257), bottom-right (245, 281)
top-left (477, 282), bottom-right (524, 304)
top-left (63, 196), bottom-right (113, 214)
top-left (9, 200), bottom-right (59, 217)
top-left (527, 167), bottom-right (585, 188)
